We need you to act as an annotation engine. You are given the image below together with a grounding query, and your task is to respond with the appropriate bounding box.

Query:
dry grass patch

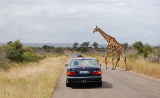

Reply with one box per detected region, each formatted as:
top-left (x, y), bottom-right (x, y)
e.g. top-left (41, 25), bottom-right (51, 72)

top-left (125, 58), bottom-right (160, 78)
top-left (86, 53), bottom-right (160, 78)
top-left (0, 56), bottom-right (67, 98)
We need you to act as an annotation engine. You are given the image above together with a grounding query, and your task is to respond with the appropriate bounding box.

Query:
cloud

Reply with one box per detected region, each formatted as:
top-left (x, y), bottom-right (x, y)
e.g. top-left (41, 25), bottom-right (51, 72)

top-left (0, 0), bottom-right (160, 45)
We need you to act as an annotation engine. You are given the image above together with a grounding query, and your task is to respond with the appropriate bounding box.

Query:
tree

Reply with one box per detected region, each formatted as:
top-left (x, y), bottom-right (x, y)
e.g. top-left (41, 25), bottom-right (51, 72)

top-left (6, 40), bottom-right (24, 62)
top-left (143, 44), bottom-right (152, 58)
top-left (133, 41), bottom-right (144, 54)
top-left (72, 42), bottom-right (79, 49)
top-left (80, 42), bottom-right (90, 48)
top-left (92, 42), bottom-right (99, 49)
top-left (132, 41), bottom-right (153, 58)
top-left (42, 45), bottom-right (54, 52)
top-left (76, 42), bottom-right (90, 53)
top-left (123, 43), bottom-right (129, 50)
top-left (6, 40), bottom-right (42, 62)
top-left (7, 41), bottom-right (13, 45)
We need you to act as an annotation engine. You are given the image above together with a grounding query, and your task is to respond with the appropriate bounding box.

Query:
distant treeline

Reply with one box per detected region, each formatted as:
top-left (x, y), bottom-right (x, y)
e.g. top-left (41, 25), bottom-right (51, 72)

top-left (41, 41), bottom-right (160, 63)
top-left (41, 42), bottom-right (105, 53)
top-left (1, 40), bottom-right (160, 64)
top-left (34, 41), bottom-right (159, 56)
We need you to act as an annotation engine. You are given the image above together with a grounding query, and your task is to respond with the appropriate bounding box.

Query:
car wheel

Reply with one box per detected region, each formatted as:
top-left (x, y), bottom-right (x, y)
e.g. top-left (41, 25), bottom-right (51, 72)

top-left (98, 82), bottom-right (102, 87)
top-left (66, 80), bottom-right (71, 87)
top-left (66, 82), bottom-right (71, 87)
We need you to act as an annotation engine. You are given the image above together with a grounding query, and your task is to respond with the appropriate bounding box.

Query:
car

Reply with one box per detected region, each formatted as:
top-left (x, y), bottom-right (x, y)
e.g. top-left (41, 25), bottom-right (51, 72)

top-left (71, 54), bottom-right (83, 58)
top-left (66, 57), bottom-right (102, 87)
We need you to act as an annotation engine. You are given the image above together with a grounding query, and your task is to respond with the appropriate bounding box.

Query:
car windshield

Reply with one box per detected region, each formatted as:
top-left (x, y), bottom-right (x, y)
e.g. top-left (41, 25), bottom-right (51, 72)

top-left (70, 59), bottom-right (98, 66)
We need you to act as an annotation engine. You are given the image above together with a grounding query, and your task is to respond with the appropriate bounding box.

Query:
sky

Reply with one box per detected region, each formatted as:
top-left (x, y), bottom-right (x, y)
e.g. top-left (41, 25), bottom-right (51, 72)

top-left (0, 0), bottom-right (160, 45)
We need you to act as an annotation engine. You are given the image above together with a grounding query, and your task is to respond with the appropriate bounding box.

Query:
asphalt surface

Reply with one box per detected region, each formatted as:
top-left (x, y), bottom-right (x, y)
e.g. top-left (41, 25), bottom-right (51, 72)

top-left (52, 67), bottom-right (160, 98)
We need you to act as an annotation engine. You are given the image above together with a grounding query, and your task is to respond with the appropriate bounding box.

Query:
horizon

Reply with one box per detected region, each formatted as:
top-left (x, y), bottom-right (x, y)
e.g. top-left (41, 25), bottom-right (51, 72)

top-left (0, 41), bottom-right (159, 47)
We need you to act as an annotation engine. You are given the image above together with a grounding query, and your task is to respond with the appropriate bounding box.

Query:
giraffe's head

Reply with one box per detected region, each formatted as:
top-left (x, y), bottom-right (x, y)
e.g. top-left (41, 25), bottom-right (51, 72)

top-left (93, 26), bottom-right (100, 33)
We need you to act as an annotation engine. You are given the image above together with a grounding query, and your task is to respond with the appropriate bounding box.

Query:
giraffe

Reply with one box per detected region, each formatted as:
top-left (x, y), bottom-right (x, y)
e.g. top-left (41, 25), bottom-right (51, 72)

top-left (92, 26), bottom-right (127, 70)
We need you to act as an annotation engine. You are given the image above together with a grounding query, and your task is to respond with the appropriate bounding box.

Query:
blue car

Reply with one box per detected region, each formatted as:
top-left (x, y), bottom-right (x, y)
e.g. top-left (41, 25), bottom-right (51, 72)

top-left (66, 57), bottom-right (102, 87)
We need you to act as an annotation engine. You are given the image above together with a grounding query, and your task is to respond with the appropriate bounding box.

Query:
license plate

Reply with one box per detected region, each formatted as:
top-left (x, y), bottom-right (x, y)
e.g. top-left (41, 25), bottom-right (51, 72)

top-left (80, 71), bottom-right (89, 74)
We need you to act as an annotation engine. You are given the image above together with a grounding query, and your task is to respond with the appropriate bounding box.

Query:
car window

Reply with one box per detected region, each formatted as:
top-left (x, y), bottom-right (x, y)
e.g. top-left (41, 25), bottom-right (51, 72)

top-left (70, 59), bottom-right (98, 66)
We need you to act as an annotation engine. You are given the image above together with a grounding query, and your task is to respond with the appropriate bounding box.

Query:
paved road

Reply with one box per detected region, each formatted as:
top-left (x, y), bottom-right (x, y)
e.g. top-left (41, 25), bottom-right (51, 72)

top-left (53, 67), bottom-right (160, 98)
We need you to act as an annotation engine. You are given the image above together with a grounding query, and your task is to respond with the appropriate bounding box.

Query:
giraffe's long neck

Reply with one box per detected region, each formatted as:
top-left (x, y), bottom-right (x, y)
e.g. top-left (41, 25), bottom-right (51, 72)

top-left (97, 28), bottom-right (114, 43)
top-left (97, 28), bottom-right (121, 46)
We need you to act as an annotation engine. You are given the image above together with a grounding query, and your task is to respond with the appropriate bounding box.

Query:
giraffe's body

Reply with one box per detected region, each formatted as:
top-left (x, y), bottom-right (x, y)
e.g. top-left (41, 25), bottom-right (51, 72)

top-left (93, 26), bottom-right (127, 70)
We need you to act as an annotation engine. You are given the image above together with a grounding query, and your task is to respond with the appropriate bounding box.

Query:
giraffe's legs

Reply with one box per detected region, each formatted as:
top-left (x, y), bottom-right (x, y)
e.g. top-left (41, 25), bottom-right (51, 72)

top-left (120, 54), bottom-right (127, 71)
top-left (111, 57), bottom-right (115, 70)
top-left (114, 56), bottom-right (120, 70)
top-left (104, 56), bottom-right (108, 70)
top-left (124, 56), bottom-right (127, 71)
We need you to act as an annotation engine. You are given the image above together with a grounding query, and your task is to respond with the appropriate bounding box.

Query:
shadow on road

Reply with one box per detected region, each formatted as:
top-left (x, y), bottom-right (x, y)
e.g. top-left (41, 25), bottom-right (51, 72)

top-left (71, 81), bottom-right (113, 89)
top-left (102, 81), bottom-right (113, 88)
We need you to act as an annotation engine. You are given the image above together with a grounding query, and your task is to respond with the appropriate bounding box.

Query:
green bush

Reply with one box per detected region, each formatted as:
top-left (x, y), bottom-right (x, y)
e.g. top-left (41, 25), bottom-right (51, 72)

top-left (5, 40), bottom-right (43, 62)
top-left (22, 51), bottom-right (41, 62)
top-left (6, 48), bottom-right (24, 62)
top-left (133, 41), bottom-right (153, 58)
top-left (6, 40), bottom-right (24, 62)
top-left (133, 41), bottom-right (144, 54)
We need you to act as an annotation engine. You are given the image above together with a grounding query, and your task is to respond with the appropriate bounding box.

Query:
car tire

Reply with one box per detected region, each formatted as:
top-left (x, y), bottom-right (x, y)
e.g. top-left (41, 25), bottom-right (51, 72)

top-left (66, 82), bottom-right (71, 87)
top-left (98, 81), bottom-right (102, 87)
top-left (66, 80), bottom-right (71, 87)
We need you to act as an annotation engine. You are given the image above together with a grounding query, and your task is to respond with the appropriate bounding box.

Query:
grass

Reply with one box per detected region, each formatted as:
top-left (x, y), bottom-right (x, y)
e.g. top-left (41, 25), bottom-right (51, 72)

top-left (0, 56), bottom-right (67, 98)
top-left (86, 53), bottom-right (160, 79)
top-left (0, 52), bottom-right (159, 98)
top-left (124, 57), bottom-right (160, 78)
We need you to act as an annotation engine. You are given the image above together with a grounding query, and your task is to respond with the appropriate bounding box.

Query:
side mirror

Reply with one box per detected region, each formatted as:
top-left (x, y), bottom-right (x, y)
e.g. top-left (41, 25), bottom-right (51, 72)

top-left (65, 64), bottom-right (68, 67)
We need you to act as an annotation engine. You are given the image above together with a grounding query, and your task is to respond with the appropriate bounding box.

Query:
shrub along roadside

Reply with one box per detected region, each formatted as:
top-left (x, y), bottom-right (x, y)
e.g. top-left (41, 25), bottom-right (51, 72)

top-left (0, 40), bottom-right (45, 70)
top-left (5, 40), bottom-right (44, 63)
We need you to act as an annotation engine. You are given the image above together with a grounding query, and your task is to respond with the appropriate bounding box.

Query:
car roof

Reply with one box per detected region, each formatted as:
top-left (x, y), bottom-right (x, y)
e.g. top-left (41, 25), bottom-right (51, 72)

top-left (71, 54), bottom-right (83, 57)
